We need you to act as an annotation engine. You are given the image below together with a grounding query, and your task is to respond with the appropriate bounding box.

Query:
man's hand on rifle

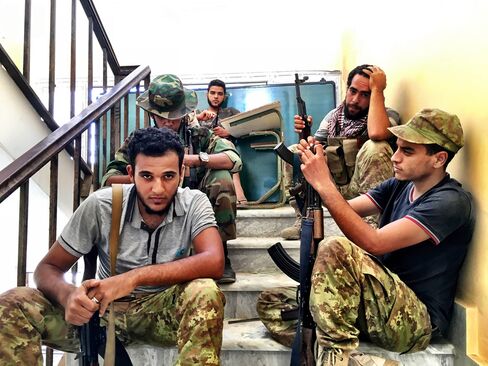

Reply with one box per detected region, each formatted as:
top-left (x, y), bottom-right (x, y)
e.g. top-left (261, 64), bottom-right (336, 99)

top-left (212, 126), bottom-right (231, 138)
top-left (294, 114), bottom-right (313, 134)
top-left (85, 273), bottom-right (137, 317)
top-left (64, 279), bottom-right (101, 326)
top-left (297, 136), bottom-right (333, 193)
top-left (197, 110), bottom-right (217, 122)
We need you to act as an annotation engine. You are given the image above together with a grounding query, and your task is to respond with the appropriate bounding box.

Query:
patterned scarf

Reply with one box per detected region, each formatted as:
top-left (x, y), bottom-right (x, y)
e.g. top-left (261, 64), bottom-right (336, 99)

top-left (327, 103), bottom-right (368, 138)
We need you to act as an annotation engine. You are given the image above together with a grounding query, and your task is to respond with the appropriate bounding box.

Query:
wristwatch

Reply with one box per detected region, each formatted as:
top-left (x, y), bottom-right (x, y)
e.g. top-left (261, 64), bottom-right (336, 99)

top-left (199, 152), bottom-right (210, 166)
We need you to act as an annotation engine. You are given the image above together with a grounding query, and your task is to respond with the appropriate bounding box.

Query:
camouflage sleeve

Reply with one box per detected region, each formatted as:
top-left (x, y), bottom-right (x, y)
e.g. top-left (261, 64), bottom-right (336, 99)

top-left (187, 112), bottom-right (200, 128)
top-left (208, 134), bottom-right (242, 173)
top-left (100, 135), bottom-right (131, 186)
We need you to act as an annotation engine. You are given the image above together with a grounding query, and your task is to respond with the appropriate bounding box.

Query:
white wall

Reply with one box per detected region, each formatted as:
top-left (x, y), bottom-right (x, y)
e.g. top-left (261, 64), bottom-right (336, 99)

top-left (0, 66), bottom-right (73, 292)
top-left (80, 1), bottom-right (344, 77)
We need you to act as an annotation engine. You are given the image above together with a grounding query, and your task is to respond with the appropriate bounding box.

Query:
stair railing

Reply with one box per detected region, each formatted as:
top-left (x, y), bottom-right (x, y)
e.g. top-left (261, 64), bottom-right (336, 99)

top-left (1, 1), bottom-right (151, 364)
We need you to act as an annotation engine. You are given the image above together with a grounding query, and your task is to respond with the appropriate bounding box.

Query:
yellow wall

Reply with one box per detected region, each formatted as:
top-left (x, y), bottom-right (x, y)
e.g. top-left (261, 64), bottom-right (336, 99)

top-left (335, 0), bottom-right (488, 362)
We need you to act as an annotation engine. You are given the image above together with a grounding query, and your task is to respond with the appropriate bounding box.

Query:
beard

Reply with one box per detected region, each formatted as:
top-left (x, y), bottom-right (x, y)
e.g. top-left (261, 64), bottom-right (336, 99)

top-left (344, 102), bottom-right (369, 120)
top-left (207, 96), bottom-right (223, 109)
top-left (136, 189), bottom-right (170, 216)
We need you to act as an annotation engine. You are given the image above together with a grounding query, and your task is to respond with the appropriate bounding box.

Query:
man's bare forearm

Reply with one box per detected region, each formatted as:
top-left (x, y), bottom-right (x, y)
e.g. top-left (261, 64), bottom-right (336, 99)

top-left (318, 180), bottom-right (380, 254)
top-left (34, 263), bottom-right (76, 308)
top-left (184, 153), bottom-right (234, 170)
top-left (33, 242), bottom-right (81, 308)
top-left (367, 90), bottom-right (391, 140)
top-left (127, 250), bottom-right (224, 289)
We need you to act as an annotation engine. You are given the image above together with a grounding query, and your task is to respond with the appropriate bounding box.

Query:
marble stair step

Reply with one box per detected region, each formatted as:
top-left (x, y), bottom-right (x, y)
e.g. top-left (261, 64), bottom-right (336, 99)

top-left (65, 319), bottom-right (455, 366)
top-left (222, 320), bottom-right (456, 366)
top-left (236, 205), bottom-right (343, 238)
top-left (219, 272), bottom-right (297, 319)
top-left (227, 237), bottom-right (300, 273)
top-left (236, 206), bottom-right (297, 237)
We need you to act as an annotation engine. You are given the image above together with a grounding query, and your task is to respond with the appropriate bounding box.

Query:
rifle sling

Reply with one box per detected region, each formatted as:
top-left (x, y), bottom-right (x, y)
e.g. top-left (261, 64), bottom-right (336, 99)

top-left (104, 184), bottom-right (123, 366)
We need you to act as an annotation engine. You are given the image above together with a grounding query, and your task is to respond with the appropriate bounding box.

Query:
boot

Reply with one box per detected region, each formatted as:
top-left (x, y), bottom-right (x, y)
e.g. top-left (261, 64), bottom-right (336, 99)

top-left (217, 241), bottom-right (236, 284)
top-left (280, 197), bottom-right (302, 240)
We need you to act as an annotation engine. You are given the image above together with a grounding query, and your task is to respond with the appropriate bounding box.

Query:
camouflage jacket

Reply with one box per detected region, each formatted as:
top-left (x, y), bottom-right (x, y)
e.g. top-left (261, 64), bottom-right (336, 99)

top-left (101, 126), bottom-right (242, 187)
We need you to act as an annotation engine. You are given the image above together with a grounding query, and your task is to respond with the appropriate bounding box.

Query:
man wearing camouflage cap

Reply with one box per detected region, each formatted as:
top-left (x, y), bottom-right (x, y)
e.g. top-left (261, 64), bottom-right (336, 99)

top-left (102, 74), bottom-right (242, 283)
top-left (257, 108), bottom-right (475, 365)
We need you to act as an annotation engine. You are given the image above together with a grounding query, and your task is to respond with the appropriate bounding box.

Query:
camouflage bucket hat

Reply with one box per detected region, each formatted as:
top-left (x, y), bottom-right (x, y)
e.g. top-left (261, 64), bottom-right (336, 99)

top-left (136, 74), bottom-right (198, 119)
top-left (388, 108), bottom-right (464, 153)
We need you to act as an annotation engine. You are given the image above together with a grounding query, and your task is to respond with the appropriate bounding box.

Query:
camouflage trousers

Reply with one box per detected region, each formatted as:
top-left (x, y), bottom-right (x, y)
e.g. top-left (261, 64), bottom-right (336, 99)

top-left (340, 140), bottom-right (394, 200)
top-left (257, 237), bottom-right (432, 354)
top-left (200, 169), bottom-right (237, 242)
top-left (341, 140), bottom-right (394, 227)
top-left (0, 278), bottom-right (225, 366)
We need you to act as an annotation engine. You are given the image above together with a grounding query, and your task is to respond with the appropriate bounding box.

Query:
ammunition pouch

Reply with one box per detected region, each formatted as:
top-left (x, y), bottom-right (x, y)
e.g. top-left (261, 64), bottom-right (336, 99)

top-left (325, 137), bottom-right (367, 186)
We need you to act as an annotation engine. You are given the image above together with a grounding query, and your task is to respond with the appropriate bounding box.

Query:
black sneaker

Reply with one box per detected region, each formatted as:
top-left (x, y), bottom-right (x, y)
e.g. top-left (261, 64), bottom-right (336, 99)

top-left (217, 258), bottom-right (236, 284)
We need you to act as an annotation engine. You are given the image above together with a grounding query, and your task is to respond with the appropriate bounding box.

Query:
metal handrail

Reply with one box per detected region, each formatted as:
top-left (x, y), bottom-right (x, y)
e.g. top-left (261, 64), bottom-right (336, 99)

top-left (0, 42), bottom-right (93, 175)
top-left (0, 64), bottom-right (150, 204)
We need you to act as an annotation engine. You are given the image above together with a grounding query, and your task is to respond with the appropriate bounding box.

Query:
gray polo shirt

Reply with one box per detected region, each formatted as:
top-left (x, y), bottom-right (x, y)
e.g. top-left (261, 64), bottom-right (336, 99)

top-left (58, 185), bottom-right (217, 293)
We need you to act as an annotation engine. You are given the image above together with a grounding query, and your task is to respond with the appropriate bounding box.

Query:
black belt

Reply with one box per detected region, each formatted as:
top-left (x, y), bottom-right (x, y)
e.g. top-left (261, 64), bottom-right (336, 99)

top-left (116, 293), bottom-right (149, 302)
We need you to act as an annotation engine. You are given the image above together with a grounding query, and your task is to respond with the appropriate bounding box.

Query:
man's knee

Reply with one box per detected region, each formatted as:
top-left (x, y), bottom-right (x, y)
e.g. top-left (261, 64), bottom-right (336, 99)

top-left (203, 170), bottom-right (234, 191)
top-left (0, 287), bottom-right (42, 308)
top-left (317, 236), bottom-right (354, 260)
top-left (358, 140), bottom-right (393, 158)
top-left (180, 279), bottom-right (225, 315)
top-left (203, 170), bottom-right (237, 241)
top-left (356, 140), bottom-right (394, 172)
top-left (353, 140), bottom-right (394, 192)
top-left (0, 287), bottom-right (51, 344)
top-left (203, 170), bottom-right (236, 207)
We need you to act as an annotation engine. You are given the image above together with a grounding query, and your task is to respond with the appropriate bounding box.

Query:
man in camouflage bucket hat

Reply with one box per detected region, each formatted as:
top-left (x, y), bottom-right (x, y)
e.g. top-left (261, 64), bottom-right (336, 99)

top-left (136, 74), bottom-right (199, 120)
top-left (0, 127), bottom-right (225, 365)
top-left (103, 74), bottom-right (242, 283)
top-left (257, 108), bottom-right (475, 365)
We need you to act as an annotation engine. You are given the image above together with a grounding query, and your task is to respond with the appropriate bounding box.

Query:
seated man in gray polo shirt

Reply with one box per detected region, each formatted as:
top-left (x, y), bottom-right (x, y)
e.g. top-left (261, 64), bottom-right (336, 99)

top-left (0, 127), bottom-right (225, 365)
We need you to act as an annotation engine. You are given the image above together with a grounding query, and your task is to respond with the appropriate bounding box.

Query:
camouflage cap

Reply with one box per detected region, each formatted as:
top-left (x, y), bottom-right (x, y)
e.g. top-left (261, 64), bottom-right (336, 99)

top-left (388, 108), bottom-right (464, 153)
top-left (136, 74), bottom-right (198, 119)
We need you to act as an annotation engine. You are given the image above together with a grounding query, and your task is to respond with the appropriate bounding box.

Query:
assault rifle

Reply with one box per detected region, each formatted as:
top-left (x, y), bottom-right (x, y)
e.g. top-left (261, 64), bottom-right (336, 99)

top-left (78, 313), bottom-right (133, 366)
top-left (269, 73), bottom-right (324, 366)
top-left (211, 106), bottom-right (220, 129)
top-left (182, 119), bottom-right (199, 189)
top-left (78, 249), bottom-right (133, 366)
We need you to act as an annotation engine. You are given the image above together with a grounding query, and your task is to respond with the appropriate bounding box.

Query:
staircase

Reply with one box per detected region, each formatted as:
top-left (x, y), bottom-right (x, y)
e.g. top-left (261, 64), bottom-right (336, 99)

top-left (65, 206), bottom-right (456, 365)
